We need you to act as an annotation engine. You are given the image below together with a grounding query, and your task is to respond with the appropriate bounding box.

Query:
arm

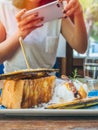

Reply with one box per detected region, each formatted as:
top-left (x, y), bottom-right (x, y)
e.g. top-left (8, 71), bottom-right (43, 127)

top-left (0, 19), bottom-right (20, 63)
top-left (60, 0), bottom-right (88, 53)
top-left (0, 29), bottom-right (20, 64)
top-left (0, 9), bottom-right (43, 64)
top-left (0, 20), bottom-right (6, 42)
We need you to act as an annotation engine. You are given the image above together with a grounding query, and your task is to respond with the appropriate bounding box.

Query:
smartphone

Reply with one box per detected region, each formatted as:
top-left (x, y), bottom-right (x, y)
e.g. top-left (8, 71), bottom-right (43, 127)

top-left (22, 1), bottom-right (65, 23)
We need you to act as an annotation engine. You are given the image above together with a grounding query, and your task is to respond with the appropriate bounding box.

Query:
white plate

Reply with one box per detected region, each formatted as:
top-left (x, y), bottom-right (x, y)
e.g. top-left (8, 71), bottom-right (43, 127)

top-left (0, 79), bottom-right (98, 116)
top-left (0, 109), bottom-right (98, 116)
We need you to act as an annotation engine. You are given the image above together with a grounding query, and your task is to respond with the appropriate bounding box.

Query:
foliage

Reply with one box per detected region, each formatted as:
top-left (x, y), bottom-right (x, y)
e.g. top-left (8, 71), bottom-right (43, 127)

top-left (70, 68), bottom-right (80, 80)
top-left (79, 0), bottom-right (94, 12)
top-left (91, 23), bottom-right (98, 41)
top-left (80, 0), bottom-right (98, 21)
top-left (80, 0), bottom-right (98, 41)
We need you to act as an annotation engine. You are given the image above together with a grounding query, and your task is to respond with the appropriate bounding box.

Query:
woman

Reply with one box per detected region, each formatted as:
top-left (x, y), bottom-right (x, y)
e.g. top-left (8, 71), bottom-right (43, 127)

top-left (0, 0), bottom-right (87, 73)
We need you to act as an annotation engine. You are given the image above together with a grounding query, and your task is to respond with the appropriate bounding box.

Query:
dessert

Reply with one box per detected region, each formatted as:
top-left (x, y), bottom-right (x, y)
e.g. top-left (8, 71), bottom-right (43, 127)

top-left (1, 75), bottom-right (55, 108)
top-left (0, 69), bottom-right (57, 108)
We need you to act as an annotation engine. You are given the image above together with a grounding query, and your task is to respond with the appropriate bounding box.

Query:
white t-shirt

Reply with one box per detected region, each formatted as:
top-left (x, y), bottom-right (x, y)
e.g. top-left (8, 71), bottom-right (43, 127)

top-left (0, 0), bottom-right (61, 73)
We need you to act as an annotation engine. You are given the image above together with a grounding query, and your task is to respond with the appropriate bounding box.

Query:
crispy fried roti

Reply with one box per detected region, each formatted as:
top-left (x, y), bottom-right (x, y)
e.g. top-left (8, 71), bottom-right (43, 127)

top-left (46, 97), bottom-right (98, 109)
top-left (0, 68), bottom-right (59, 80)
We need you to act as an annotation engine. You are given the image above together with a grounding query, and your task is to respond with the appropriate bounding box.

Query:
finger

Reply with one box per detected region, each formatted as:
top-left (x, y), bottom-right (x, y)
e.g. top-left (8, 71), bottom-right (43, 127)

top-left (23, 24), bottom-right (43, 35)
top-left (30, 24), bottom-right (43, 29)
top-left (22, 12), bottom-right (39, 20)
top-left (17, 14), bottom-right (40, 29)
top-left (65, 8), bottom-right (75, 16)
top-left (65, 0), bottom-right (77, 11)
top-left (21, 18), bottom-right (44, 30)
top-left (61, 75), bottom-right (69, 80)
top-left (21, 13), bottom-right (39, 25)
top-left (64, 0), bottom-right (80, 15)
top-left (16, 9), bottom-right (26, 21)
top-left (65, 2), bottom-right (79, 16)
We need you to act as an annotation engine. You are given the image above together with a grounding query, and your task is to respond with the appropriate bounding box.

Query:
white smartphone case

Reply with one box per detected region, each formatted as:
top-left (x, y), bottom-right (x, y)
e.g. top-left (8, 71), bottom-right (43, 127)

top-left (22, 1), bottom-right (65, 23)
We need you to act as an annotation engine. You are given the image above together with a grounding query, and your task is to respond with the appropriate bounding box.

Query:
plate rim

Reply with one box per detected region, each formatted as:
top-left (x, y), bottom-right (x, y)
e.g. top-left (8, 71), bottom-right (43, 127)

top-left (0, 109), bottom-right (98, 116)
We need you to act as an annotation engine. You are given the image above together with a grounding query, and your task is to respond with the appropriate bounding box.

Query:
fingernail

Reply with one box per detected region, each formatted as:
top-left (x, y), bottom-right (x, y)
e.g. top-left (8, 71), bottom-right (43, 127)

top-left (23, 9), bottom-right (26, 12)
top-left (34, 12), bottom-right (38, 17)
top-left (41, 17), bottom-right (44, 21)
top-left (34, 14), bottom-right (38, 17)
top-left (56, 3), bottom-right (60, 7)
top-left (63, 10), bottom-right (66, 13)
top-left (64, 16), bottom-right (67, 19)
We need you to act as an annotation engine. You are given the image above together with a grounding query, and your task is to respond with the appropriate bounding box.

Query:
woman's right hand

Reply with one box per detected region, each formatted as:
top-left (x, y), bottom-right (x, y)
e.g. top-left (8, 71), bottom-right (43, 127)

top-left (16, 9), bottom-right (44, 38)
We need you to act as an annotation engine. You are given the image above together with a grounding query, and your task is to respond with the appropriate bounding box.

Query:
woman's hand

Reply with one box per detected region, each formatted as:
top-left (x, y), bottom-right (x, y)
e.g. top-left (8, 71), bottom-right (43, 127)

top-left (16, 9), bottom-right (44, 38)
top-left (58, 0), bottom-right (82, 17)
top-left (59, 0), bottom-right (87, 54)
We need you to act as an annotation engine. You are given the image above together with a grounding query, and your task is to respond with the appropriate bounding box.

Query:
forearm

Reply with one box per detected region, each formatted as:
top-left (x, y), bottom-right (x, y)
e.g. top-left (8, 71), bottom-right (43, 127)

top-left (0, 22), bottom-right (6, 42)
top-left (60, 0), bottom-right (88, 53)
top-left (0, 31), bottom-right (20, 63)
top-left (61, 12), bottom-right (87, 54)
top-left (73, 12), bottom-right (88, 53)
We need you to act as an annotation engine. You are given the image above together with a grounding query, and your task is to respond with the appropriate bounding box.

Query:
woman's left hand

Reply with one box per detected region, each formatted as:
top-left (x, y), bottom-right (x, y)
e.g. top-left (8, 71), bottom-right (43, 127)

top-left (58, 0), bottom-right (82, 17)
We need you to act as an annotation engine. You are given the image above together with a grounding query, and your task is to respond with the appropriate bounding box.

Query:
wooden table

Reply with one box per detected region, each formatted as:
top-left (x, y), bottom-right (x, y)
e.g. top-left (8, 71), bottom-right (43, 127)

top-left (0, 116), bottom-right (98, 130)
